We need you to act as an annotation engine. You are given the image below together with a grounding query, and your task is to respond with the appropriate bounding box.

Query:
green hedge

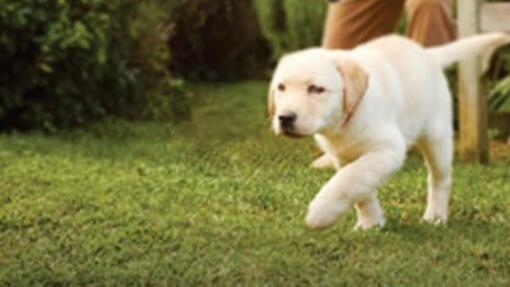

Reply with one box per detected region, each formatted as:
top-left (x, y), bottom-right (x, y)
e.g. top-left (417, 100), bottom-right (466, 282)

top-left (255, 0), bottom-right (327, 61)
top-left (168, 0), bottom-right (271, 81)
top-left (167, 0), bottom-right (327, 79)
top-left (0, 0), bottom-right (188, 131)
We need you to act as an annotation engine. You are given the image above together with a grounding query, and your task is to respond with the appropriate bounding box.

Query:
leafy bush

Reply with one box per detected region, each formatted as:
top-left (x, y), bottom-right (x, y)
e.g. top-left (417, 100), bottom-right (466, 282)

top-left (490, 46), bottom-right (510, 112)
top-left (254, 0), bottom-right (327, 61)
top-left (168, 0), bottom-right (326, 80)
top-left (0, 0), bottom-right (188, 131)
top-left (168, 0), bottom-right (271, 81)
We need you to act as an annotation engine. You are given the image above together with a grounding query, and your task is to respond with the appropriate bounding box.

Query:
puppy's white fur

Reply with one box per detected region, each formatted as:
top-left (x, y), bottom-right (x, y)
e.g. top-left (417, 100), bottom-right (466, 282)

top-left (268, 33), bottom-right (510, 230)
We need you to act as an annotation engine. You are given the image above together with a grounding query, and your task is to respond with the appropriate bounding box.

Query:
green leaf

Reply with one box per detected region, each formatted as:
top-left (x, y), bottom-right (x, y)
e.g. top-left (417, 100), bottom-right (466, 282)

top-left (38, 63), bottom-right (54, 74)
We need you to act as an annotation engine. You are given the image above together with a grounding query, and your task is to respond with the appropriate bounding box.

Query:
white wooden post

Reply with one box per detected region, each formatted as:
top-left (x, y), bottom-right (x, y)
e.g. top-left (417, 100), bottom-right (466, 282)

top-left (457, 0), bottom-right (490, 163)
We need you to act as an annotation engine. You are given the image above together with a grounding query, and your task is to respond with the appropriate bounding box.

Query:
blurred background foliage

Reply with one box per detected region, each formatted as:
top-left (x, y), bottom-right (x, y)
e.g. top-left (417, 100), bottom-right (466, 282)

top-left (0, 0), bottom-right (189, 131)
top-left (254, 0), bottom-right (327, 61)
top-left (489, 46), bottom-right (510, 112)
top-left (168, 0), bottom-right (271, 81)
top-left (0, 0), bottom-right (509, 131)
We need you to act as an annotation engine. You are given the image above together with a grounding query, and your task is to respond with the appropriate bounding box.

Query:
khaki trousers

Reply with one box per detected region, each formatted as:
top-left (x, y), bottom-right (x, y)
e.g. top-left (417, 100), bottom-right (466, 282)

top-left (323, 0), bottom-right (456, 49)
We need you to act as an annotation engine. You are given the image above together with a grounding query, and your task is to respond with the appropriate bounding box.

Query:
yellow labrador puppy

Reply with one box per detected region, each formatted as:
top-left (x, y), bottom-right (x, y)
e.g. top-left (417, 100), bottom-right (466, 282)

top-left (268, 33), bottom-right (509, 230)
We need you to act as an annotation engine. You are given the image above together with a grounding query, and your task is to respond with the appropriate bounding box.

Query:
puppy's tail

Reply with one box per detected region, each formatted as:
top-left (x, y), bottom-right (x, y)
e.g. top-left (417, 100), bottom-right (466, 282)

top-left (427, 32), bottom-right (510, 72)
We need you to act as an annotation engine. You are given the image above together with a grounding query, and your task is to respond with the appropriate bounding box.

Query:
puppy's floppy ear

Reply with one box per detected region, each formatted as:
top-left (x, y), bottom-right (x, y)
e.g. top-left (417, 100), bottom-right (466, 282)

top-left (267, 87), bottom-right (275, 117)
top-left (334, 57), bottom-right (369, 122)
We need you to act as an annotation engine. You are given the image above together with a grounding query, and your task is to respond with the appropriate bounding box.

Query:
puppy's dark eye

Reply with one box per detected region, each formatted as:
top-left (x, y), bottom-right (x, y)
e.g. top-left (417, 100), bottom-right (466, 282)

top-left (277, 83), bottom-right (286, 92)
top-left (308, 85), bottom-right (325, 94)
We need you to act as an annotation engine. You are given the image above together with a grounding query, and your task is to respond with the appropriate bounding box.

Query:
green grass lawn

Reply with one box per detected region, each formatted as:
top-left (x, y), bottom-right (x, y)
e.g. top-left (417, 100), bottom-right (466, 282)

top-left (1, 81), bottom-right (509, 286)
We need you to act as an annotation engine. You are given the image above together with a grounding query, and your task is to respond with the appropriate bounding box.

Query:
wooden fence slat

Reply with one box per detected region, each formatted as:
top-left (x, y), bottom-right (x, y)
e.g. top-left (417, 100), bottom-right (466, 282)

top-left (457, 0), bottom-right (490, 163)
top-left (481, 3), bottom-right (510, 32)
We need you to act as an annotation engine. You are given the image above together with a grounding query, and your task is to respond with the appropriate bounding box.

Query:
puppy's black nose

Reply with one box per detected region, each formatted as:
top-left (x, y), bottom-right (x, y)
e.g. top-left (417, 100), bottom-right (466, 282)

top-left (278, 112), bottom-right (297, 131)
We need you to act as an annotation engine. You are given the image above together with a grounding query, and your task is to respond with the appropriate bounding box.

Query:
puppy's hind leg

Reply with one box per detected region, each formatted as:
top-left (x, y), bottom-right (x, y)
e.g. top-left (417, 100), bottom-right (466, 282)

top-left (417, 133), bottom-right (453, 225)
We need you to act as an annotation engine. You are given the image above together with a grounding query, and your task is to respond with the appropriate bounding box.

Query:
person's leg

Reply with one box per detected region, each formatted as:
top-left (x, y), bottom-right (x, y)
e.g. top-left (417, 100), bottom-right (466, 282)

top-left (405, 0), bottom-right (456, 47)
top-left (323, 0), bottom-right (406, 49)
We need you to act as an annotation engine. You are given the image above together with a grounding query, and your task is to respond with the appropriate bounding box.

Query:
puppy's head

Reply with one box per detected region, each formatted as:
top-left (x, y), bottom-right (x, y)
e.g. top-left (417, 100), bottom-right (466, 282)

top-left (268, 49), bottom-right (368, 137)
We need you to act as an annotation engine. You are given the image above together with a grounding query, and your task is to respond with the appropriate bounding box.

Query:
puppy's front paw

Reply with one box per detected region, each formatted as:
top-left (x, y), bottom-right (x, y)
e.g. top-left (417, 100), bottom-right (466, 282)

top-left (306, 210), bottom-right (337, 230)
top-left (353, 217), bottom-right (385, 231)
top-left (305, 198), bottom-right (350, 230)
top-left (310, 154), bottom-right (336, 170)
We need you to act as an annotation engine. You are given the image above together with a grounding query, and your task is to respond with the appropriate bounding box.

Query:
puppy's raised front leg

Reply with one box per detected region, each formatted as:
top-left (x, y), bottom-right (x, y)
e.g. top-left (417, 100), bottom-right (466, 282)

top-left (306, 147), bottom-right (405, 230)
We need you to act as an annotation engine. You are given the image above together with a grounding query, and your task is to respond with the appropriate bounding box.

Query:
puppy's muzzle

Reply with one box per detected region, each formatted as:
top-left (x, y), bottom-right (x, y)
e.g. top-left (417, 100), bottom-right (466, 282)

top-left (278, 112), bottom-right (297, 133)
